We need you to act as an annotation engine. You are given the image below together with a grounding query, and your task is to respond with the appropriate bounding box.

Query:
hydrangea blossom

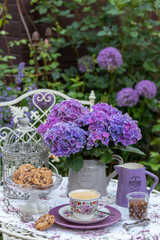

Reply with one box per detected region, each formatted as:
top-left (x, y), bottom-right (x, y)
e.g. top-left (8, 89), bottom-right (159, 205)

top-left (97, 47), bottom-right (123, 72)
top-left (37, 99), bottom-right (90, 135)
top-left (135, 80), bottom-right (157, 99)
top-left (37, 100), bottom-right (142, 161)
top-left (83, 103), bottom-right (142, 148)
top-left (117, 88), bottom-right (139, 107)
top-left (109, 112), bottom-right (142, 146)
top-left (78, 55), bottom-right (95, 73)
top-left (43, 122), bottom-right (87, 157)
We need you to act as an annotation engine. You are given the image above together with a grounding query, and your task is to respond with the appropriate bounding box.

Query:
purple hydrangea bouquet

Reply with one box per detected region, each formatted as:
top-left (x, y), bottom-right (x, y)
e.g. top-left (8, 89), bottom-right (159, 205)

top-left (37, 99), bottom-right (143, 172)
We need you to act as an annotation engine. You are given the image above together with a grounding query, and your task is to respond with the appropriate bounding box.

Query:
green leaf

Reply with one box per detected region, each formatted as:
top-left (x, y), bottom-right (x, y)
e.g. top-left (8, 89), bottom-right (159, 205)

top-left (124, 146), bottom-right (145, 155)
top-left (93, 148), bottom-right (103, 157)
top-left (97, 31), bottom-right (106, 37)
top-left (100, 150), bottom-right (113, 164)
top-left (150, 137), bottom-right (160, 146)
top-left (0, 81), bottom-right (4, 86)
top-left (130, 31), bottom-right (138, 38)
top-left (50, 62), bottom-right (59, 69)
top-left (152, 124), bottom-right (160, 133)
top-left (143, 60), bottom-right (158, 73)
top-left (39, 8), bottom-right (47, 14)
top-left (52, 70), bottom-right (60, 80)
top-left (20, 39), bottom-right (27, 44)
top-left (66, 154), bottom-right (83, 172)
top-left (0, 30), bottom-right (8, 35)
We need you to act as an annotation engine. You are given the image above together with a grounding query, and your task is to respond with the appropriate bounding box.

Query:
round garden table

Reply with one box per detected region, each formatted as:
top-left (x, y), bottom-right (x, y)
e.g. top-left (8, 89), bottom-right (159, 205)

top-left (0, 178), bottom-right (160, 240)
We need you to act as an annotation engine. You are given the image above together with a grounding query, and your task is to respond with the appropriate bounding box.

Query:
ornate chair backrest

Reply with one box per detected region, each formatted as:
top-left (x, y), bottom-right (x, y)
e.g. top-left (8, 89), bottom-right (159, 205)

top-left (0, 89), bottom-right (96, 182)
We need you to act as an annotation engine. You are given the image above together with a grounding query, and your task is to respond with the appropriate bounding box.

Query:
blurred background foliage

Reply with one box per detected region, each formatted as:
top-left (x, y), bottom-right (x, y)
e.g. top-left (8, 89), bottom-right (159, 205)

top-left (0, 0), bottom-right (160, 188)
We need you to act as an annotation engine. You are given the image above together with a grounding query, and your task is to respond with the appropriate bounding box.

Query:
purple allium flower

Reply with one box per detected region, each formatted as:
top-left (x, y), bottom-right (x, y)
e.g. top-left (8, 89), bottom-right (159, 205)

top-left (117, 88), bottom-right (139, 107)
top-left (79, 204), bottom-right (93, 214)
top-left (84, 103), bottom-right (142, 148)
top-left (15, 62), bottom-right (25, 84)
top-left (78, 55), bottom-right (95, 73)
top-left (33, 92), bottom-right (54, 109)
top-left (37, 99), bottom-right (90, 135)
top-left (97, 47), bottom-right (123, 72)
top-left (43, 122), bottom-right (87, 157)
top-left (135, 80), bottom-right (157, 99)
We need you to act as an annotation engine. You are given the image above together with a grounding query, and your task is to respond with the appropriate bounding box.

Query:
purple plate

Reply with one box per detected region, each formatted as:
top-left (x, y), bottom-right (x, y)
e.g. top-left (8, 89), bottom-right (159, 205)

top-left (49, 204), bottom-right (122, 229)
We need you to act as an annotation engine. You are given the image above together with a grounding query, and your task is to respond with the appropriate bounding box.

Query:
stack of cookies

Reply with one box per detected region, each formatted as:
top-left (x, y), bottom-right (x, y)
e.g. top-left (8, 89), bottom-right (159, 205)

top-left (12, 164), bottom-right (53, 189)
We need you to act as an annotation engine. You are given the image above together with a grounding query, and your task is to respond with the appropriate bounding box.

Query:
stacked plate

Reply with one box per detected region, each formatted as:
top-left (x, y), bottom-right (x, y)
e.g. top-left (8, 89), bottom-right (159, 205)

top-left (49, 204), bottom-right (121, 229)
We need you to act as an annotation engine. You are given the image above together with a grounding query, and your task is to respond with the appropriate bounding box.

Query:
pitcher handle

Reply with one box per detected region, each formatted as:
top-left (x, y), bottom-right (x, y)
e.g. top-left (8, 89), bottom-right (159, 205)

top-left (106, 155), bottom-right (123, 186)
top-left (145, 170), bottom-right (159, 195)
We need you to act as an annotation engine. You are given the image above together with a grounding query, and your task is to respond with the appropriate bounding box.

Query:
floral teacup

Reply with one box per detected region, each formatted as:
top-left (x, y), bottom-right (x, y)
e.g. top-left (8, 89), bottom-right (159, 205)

top-left (68, 189), bottom-right (104, 220)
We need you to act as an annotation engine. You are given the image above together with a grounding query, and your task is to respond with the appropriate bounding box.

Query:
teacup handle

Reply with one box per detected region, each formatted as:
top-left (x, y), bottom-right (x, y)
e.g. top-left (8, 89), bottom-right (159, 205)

top-left (98, 197), bottom-right (108, 208)
top-left (97, 197), bottom-right (115, 215)
top-left (145, 170), bottom-right (159, 195)
top-left (106, 155), bottom-right (123, 186)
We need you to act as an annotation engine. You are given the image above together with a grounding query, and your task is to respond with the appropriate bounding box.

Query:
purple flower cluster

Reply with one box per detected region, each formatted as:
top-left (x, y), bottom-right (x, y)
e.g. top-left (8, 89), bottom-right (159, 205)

top-left (135, 80), bottom-right (157, 99)
top-left (109, 112), bottom-right (141, 146)
top-left (97, 47), bottom-right (123, 72)
top-left (78, 55), bottom-right (95, 73)
top-left (117, 88), bottom-right (139, 107)
top-left (37, 100), bottom-right (142, 158)
top-left (0, 87), bottom-right (16, 130)
top-left (15, 62), bottom-right (25, 84)
top-left (43, 122), bottom-right (87, 157)
top-left (84, 103), bottom-right (142, 148)
top-left (117, 80), bottom-right (157, 107)
top-left (37, 99), bottom-right (90, 135)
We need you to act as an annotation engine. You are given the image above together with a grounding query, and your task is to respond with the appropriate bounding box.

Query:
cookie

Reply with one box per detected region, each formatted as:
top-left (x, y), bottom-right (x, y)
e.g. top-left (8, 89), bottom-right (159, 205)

top-left (12, 169), bottom-right (21, 183)
top-left (35, 214), bottom-right (55, 231)
top-left (18, 164), bottom-right (36, 172)
top-left (33, 171), bottom-right (53, 187)
top-left (20, 168), bottom-right (37, 186)
top-left (12, 164), bottom-right (53, 189)
top-left (38, 167), bottom-right (52, 178)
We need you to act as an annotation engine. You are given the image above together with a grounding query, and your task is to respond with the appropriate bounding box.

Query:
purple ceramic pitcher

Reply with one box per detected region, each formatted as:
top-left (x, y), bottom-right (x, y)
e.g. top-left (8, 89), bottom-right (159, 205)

top-left (114, 163), bottom-right (159, 208)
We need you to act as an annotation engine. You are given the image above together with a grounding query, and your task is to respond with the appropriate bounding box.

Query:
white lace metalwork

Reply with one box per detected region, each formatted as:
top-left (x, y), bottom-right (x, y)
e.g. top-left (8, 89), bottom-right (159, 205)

top-left (0, 222), bottom-right (50, 240)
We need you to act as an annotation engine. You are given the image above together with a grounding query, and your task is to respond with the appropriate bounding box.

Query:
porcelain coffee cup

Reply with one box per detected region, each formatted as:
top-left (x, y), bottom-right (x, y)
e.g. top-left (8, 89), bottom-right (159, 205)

top-left (68, 189), bottom-right (107, 220)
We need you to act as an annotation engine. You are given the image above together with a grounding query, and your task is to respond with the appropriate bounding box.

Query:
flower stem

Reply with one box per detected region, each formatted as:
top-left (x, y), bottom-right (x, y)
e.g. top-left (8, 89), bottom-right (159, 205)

top-left (138, 98), bottom-right (146, 123)
top-left (127, 107), bottom-right (130, 115)
top-left (109, 72), bottom-right (116, 105)
top-left (82, 74), bottom-right (86, 93)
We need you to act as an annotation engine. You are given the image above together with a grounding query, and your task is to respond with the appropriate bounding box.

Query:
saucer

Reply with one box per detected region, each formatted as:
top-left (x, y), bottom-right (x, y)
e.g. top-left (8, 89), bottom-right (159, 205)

top-left (58, 205), bottom-right (109, 224)
top-left (49, 204), bottom-right (122, 229)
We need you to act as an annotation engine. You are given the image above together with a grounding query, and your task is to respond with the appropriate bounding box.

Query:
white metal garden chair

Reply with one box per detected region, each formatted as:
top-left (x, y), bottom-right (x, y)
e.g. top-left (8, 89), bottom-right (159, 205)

top-left (0, 88), bottom-right (96, 240)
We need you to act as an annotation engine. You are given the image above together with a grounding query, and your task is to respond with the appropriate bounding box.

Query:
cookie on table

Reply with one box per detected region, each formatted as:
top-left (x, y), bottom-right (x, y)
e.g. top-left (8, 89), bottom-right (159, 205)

top-left (35, 214), bottom-right (55, 231)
